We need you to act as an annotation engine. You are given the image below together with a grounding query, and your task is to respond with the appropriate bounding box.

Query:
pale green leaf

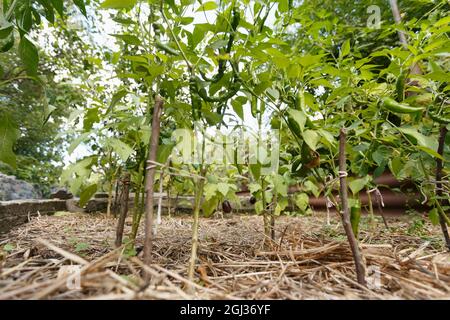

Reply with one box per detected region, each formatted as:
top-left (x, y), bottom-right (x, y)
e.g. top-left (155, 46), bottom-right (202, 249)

top-left (202, 197), bottom-right (218, 217)
top-left (79, 184), bottom-right (98, 207)
top-left (349, 176), bottom-right (371, 195)
top-left (196, 1), bottom-right (218, 11)
top-left (429, 208), bottom-right (439, 226)
top-left (303, 130), bottom-right (320, 151)
top-left (100, 0), bottom-right (137, 9)
top-left (107, 138), bottom-right (134, 161)
top-left (217, 183), bottom-right (230, 197)
top-left (18, 36), bottom-right (38, 76)
top-left (0, 112), bottom-right (19, 169)
top-left (289, 109), bottom-right (307, 132)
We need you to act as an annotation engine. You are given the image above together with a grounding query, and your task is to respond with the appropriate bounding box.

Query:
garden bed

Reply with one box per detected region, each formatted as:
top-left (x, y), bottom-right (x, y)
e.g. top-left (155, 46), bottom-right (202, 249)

top-left (0, 212), bottom-right (449, 299)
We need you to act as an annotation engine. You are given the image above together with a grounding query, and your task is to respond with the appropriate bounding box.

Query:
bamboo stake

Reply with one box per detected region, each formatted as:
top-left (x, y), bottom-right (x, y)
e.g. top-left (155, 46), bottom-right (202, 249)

top-left (338, 128), bottom-right (366, 286)
top-left (436, 126), bottom-right (450, 251)
top-left (115, 173), bottom-right (130, 248)
top-left (142, 95), bottom-right (164, 278)
top-left (388, 0), bottom-right (422, 76)
top-left (152, 159), bottom-right (167, 236)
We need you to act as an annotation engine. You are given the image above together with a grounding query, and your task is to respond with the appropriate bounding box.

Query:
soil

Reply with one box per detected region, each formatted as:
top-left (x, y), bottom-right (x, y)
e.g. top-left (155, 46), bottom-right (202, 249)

top-left (0, 211), bottom-right (449, 299)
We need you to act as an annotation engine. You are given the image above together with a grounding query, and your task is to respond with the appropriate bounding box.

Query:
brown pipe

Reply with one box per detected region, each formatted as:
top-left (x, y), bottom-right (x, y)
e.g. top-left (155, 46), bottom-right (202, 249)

top-left (308, 190), bottom-right (425, 209)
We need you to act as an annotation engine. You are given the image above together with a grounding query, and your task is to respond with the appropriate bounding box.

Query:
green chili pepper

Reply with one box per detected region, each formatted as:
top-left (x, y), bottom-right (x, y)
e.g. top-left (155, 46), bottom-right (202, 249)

top-left (429, 111), bottom-right (450, 124)
top-left (231, 7), bottom-right (240, 31)
top-left (155, 40), bottom-right (179, 56)
top-left (251, 95), bottom-right (258, 118)
top-left (381, 97), bottom-right (424, 114)
top-left (350, 203), bottom-right (361, 236)
top-left (395, 70), bottom-right (407, 102)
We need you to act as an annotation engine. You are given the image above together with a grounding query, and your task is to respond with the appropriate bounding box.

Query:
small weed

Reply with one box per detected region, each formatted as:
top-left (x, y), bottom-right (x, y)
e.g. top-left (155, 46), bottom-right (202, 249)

top-left (3, 243), bottom-right (15, 252)
top-left (74, 242), bottom-right (90, 252)
top-left (407, 216), bottom-right (427, 236)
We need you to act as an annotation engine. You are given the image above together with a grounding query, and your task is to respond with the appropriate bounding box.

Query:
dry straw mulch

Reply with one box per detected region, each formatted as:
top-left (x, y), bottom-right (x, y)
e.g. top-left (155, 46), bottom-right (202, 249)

top-left (0, 212), bottom-right (449, 299)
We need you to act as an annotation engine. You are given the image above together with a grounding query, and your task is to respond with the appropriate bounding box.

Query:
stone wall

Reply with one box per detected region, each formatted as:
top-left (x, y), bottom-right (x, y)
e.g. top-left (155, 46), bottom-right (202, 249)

top-left (0, 199), bottom-right (67, 233)
top-left (0, 173), bottom-right (41, 201)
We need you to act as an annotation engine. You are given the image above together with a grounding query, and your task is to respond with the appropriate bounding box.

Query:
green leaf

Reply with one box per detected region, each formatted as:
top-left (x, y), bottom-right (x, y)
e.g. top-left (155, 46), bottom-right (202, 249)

top-left (196, 1), bottom-right (218, 11)
top-left (18, 36), bottom-right (39, 76)
top-left (111, 34), bottom-right (141, 46)
top-left (50, 0), bottom-right (64, 16)
top-left (83, 107), bottom-right (100, 130)
top-left (156, 143), bottom-right (175, 164)
top-left (255, 201), bottom-right (264, 214)
top-left (3, 243), bottom-right (15, 252)
top-left (0, 112), bottom-right (19, 169)
top-left (289, 109), bottom-right (307, 132)
top-left (217, 183), bottom-right (230, 197)
top-left (340, 39), bottom-right (351, 58)
top-left (231, 97), bottom-right (246, 120)
top-left (293, 193), bottom-right (309, 212)
top-left (389, 157), bottom-right (403, 177)
top-left (109, 89), bottom-right (128, 111)
top-left (273, 175), bottom-right (288, 197)
top-left (38, 0), bottom-right (55, 23)
top-left (107, 138), bottom-right (134, 161)
top-left (397, 127), bottom-right (438, 152)
top-left (416, 146), bottom-right (444, 160)
top-left (74, 242), bottom-right (90, 252)
top-left (100, 0), bottom-right (137, 9)
top-left (0, 22), bottom-right (13, 39)
top-left (249, 163), bottom-right (261, 180)
top-left (372, 145), bottom-right (391, 166)
top-left (73, 0), bottom-right (87, 16)
top-left (277, 0), bottom-right (289, 12)
top-left (68, 133), bottom-right (89, 155)
top-left (303, 130), bottom-right (320, 151)
top-left (248, 183), bottom-right (261, 194)
top-left (202, 197), bottom-right (218, 217)
top-left (428, 208), bottom-right (439, 226)
top-left (349, 176), bottom-right (371, 195)
top-left (79, 184), bottom-right (98, 207)
top-left (0, 36), bottom-right (15, 52)
top-left (204, 183), bottom-right (217, 200)
top-left (304, 180), bottom-right (320, 198)
top-left (274, 197), bottom-right (288, 215)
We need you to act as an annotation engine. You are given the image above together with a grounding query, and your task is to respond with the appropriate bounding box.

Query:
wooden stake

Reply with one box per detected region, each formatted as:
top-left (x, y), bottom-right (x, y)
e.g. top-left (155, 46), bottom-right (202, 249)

top-left (115, 173), bottom-right (130, 248)
top-left (339, 128), bottom-right (366, 286)
top-left (388, 0), bottom-right (422, 76)
top-left (143, 96), bottom-right (164, 277)
top-left (436, 126), bottom-right (450, 251)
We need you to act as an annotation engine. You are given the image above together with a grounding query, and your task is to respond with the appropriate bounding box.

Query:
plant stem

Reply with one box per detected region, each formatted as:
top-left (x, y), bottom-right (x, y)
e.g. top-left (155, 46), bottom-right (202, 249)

top-left (115, 173), bottom-right (130, 248)
top-left (142, 95), bottom-right (164, 280)
top-left (187, 135), bottom-right (207, 292)
top-left (339, 128), bottom-right (366, 286)
top-left (130, 161), bottom-right (144, 241)
top-left (187, 167), bottom-right (206, 288)
top-left (436, 126), bottom-right (450, 251)
top-left (106, 178), bottom-right (114, 217)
